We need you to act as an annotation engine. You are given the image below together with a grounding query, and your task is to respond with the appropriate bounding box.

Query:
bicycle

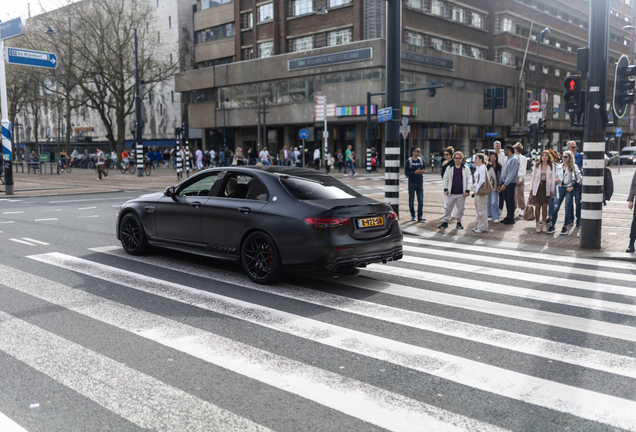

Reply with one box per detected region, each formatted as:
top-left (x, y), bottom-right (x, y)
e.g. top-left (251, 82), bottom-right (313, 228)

top-left (143, 161), bottom-right (152, 176)
top-left (59, 160), bottom-right (72, 173)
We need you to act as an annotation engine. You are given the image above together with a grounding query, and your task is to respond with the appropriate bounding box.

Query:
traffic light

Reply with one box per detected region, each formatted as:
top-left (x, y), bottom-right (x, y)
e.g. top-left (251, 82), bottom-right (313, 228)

top-left (538, 118), bottom-right (546, 135)
top-left (563, 75), bottom-right (583, 114)
top-left (428, 80), bottom-right (437, 98)
top-left (528, 124), bottom-right (535, 142)
top-left (370, 122), bottom-right (378, 140)
top-left (613, 54), bottom-right (636, 119)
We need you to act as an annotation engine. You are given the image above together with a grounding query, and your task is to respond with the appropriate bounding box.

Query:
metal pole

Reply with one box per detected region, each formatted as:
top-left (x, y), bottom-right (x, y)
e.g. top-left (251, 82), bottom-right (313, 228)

top-left (134, 29), bottom-right (143, 177)
top-left (384, 0), bottom-right (401, 215)
top-left (491, 93), bottom-right (496, 148)
top-left (302, 138), bottom-right (305, 168)
top-left (534, 27), bottom-right (541, 151)
top-left (366, 92), bottom-right (372, 173)
top-left (263, 98), bottom-right (267, 154)
top-left (0, 38), bottom-right (15, 195)
top-left (223, 98), bottom-right (226, 149)
top-left (581, 0), bottom-right (610, 249)
top-left (323, 98), bottom-right (328, 172)
top-left (256, 100), bottom-right (261, 151)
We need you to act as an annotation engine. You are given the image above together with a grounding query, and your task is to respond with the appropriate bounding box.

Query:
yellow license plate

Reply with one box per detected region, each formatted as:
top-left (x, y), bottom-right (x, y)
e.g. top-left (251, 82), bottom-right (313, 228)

top-left (357, 216), bottom-right (384, 228)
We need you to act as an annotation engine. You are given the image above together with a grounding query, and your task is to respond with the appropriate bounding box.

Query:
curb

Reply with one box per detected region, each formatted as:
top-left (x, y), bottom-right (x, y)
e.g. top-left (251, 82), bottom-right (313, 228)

top-left (1, 189), bottom-right (125, 199)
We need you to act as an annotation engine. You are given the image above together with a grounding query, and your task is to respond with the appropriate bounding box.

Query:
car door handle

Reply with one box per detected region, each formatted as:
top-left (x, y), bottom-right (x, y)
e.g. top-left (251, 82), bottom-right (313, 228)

top-left (238, 207), bottom-right (251, 214)
top-left (191, 201), bottom-right (202, 208)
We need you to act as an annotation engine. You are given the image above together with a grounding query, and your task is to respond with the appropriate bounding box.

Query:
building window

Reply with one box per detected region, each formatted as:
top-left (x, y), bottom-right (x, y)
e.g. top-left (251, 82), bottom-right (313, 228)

top-left (553, 94), bottom-right (561, 119)
top-left (501, 51), bottom-right (515, 66)
top-left (529, 62), bottom-right (535, 71)
top-left (554, 68), bottom-right (560, 77)
top-left (258, 3), bottom-right (274, 22)
top-left (431, 0), bottom-right (445, 17)
top-left (407, 31), bottom-right (424, 47)
top-left (201, 0), bottom-right (232, 10)
top-left (408, 0), bottom-right (424, 9)
top-left (242, 47), bottom-right (254, 60)
top-left (328, 29), bottom-right (351, 46)
top-left (452, 42), bottom-right (464, 55)
top-left (542, 65), bottom-right (549, 74)
top-left (329, 0), bottom-right (351, 7)
top-left (199, 23), bottom-right (234, 43)
top-left (431, 37), bottom-right (444, 51)
top-left (294, 0), bottom-right (312, 16)
top-left (471, 12), bottom-right (484, 29)
top-left (259, 41), bottom-right (274, 58)
top-left (293, 36), bottom-right (313, 52)
top-left (470, 47), bottom-right (484, 59)
top-left (452, 6), bottom-right (464, 23)
top-left (501, 17), bottom-right (513, 32)
top-left (241, 12), bottom-right (253, 29)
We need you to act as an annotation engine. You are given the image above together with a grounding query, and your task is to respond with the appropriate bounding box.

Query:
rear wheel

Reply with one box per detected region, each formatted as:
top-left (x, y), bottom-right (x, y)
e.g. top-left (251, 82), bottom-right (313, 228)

top-left (241, 232), bottom-right (285, 284)
top-left (144, 164), bottom-right (152, 176)
top-left (66, 164), bottom-right (72, 173)
top-left (119, 213), bottom-right (150, 255)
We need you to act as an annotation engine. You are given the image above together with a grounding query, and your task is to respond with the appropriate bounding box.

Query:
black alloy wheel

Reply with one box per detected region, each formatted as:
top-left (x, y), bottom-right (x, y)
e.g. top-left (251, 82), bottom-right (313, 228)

top-left (241, 232), bottom-right (285, 284)
top-left (119, 213), bottom-right (150, 255)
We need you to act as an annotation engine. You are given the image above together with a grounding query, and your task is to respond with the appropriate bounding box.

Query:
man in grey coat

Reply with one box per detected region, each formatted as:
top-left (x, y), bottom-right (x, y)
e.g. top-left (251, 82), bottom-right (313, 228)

top-left (497, 144), bottom-right (520, 225)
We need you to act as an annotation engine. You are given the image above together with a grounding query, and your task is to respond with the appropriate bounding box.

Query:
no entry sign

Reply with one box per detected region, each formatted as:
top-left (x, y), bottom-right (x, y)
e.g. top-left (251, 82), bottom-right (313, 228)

top-left (529, 100), bottom-right (540, 112)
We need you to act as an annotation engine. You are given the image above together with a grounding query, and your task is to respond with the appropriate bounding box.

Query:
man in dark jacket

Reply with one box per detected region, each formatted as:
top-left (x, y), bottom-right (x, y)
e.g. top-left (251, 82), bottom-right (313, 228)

top-left (405, 146), bottom-right (426, 222)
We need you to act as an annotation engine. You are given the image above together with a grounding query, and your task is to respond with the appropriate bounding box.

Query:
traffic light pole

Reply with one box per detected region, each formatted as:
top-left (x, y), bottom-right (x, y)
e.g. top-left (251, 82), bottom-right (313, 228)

top-left (384, 0), bottom-right (401, 216)
top-left (134, 29), bottom-right (144, 177)
top-left (581, 0), bottom-right (610, 249)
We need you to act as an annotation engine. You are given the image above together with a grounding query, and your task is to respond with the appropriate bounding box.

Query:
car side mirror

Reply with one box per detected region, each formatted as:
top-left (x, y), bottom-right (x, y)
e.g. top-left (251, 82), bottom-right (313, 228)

top-left (164, 186), bottom-right (175, 198)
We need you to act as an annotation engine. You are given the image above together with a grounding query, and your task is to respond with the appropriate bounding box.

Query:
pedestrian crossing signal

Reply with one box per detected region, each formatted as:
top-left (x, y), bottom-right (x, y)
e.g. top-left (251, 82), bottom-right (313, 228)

top-left (563, 75), bottom-right (583, 114)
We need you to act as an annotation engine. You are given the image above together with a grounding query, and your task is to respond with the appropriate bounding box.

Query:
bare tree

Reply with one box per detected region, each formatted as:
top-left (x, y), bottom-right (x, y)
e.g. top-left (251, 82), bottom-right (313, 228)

top-left (4, 64), bottom-right (30, 157)
top-left (69, 0), bottom-right (178, 155)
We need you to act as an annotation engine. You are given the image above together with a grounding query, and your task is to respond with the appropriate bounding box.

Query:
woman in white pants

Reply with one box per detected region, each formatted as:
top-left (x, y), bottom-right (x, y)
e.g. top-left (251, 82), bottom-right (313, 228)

top-left (472, 154), bottom-right (489, 233)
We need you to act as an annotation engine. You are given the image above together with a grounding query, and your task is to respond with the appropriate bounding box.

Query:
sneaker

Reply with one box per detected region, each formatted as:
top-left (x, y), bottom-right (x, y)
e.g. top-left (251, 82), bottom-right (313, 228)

top-left (576, 220), bottom-right (581, 227)
top-left (546, 217), bottom-right (552, 225)
top-left (546, 225), bottom-right (556, 234)
top-left (560, 227), bottom-right (568, 235)
top-left (503, 219), bottom-right (515, 225)
top-left (438, 222), bottom-right (448, 229)
top-left (456, 222), bottom-right (464, 229)
top-left (97, 177), bottom-right (101, 181)
top-left (493, 219), bottom-right (500, 223)
top-left (519, 210), bottom-right (525, 217)
top-left (411, 216), bottom-right (416, 222)
top-left (418, 218), bottom-right (426, 222)
top-left (474, 229), bottom-right (485, 233)
top-left (353, 173), bottom-right (358, 176)
top-left (487, 217), bottom-right (493, 222)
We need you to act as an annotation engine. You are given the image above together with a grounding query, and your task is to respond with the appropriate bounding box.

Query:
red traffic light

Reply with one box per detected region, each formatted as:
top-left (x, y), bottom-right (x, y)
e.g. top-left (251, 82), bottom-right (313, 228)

top-left (568, 79), bottom-right (576, 91)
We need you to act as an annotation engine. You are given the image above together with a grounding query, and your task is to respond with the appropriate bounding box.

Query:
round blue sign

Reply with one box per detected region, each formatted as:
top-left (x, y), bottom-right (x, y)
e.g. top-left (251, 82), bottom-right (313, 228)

top-left (299, 129), bottom-right (309, 140)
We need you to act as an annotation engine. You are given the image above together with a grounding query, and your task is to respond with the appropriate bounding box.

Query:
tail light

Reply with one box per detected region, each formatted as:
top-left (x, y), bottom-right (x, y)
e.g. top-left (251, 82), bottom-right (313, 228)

top-left (304, 216), bottom-right (352, 230)
top-left (386, 211), bottom-right (398, 221)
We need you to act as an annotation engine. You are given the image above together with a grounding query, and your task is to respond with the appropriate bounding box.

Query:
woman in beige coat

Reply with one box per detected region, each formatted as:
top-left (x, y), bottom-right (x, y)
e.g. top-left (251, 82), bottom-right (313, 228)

top-left (529, 150), bottom-right (555, 232)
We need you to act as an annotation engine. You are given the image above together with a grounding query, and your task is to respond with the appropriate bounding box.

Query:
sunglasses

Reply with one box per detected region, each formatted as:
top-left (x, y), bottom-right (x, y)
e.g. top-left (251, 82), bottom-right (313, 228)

top-left (453, 156), bottom-right (463, 160)
top-left (444, 153), bottom-right (450, 156)
top-left (563, 156), bottom-right (569, 159)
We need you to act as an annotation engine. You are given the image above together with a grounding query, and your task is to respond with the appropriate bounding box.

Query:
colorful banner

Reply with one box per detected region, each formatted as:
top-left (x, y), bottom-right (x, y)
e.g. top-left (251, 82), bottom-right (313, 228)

top-left (410, 124), bottom-right (486, 140)
top-left (336, 105), bottom-right (377, 117)
top-left (402, 106), bottom-right (418, 116)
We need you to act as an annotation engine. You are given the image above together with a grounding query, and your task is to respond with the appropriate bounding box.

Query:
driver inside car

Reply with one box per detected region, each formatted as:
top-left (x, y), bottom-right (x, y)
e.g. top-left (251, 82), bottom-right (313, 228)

top-left (225, 177), bottom-right (237, 198)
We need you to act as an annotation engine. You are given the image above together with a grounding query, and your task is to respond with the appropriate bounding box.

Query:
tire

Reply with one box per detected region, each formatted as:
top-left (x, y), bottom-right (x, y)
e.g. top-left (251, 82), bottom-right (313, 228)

top-left (144, 164), bottom-right (151, 176)
top-left (66, 164), bottom-right (72, 173)
top-left (119, 163), bottom-right (127, 174)
top-left (88, 161), bottom-right (95, 169)
top-left (119, 212), bottom-right (150, 255)
top-left (128, 164), bottom-right (136, 174)
top-left (241, 232), bottom-right (285, 284)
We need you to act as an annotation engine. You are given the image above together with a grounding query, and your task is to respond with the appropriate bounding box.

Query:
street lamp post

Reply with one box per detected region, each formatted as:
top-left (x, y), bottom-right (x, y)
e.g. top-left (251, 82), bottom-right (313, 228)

top-left (534, 27), bottom-right (550, 151)
top-left (134, 29), bottom-right (144, 177)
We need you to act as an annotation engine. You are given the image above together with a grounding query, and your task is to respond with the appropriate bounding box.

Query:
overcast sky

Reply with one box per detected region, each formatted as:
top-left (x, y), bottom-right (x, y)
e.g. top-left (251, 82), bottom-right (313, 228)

top-left (2, 0), bottom-right (77, 22)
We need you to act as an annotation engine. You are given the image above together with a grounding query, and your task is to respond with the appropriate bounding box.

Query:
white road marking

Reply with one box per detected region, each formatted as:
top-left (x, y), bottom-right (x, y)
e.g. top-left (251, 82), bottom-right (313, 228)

top-left (0, 221), bottom-right (14, 224)
top-left (0, 199), bottom-right (22, 202)
top-left (3, 212), bottom-right (23, 214)
top-left (42, 209), bottom-right (62, 212)
top-left (401, 235), bottom-right (636, 271)
top-left (34, 218), bottom-right (58, 222)
top-left (26, 253), bottom-right (636, 431)
top-left (0, 264), bottom-right (505, 432)
top-left (0, 311), bottom-right (272, 432)
top-left (0, 411), bottom-right (28, 432)
top-left (111, 205), bottom-right (121, 207)
top-left (398, 255), bottom-right (636, 299)
top-left (91, 246), bottom-right (636, 380)
top-left (49, 197), bottom-right (134, 203)
top-left (78, 207), bottom-right (97, 210)
top-left (9, 239), bottom-right (36, 246)
top-left (78, 215), bottom-right (99, 219)
top-left (21, 238), bottom-right (49, 246)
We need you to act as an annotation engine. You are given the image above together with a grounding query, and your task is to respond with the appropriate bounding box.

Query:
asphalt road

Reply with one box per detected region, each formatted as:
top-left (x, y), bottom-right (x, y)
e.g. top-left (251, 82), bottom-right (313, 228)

top-left (1, 191), bottom-right (636, 432)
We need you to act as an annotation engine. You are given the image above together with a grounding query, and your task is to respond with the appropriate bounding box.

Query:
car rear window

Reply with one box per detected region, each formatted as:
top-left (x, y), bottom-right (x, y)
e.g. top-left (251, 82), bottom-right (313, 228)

top-left (279, 176), bottom-right (362, 200)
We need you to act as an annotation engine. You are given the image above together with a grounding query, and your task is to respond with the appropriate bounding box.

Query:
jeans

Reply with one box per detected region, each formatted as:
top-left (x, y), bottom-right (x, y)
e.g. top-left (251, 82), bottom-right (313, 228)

top-left (408, 184), bottom-right (423, 219)
top-left (344, 160), bottom-right (355, 175)
top-left (261, 159), bottom-right (271, 165)
top-left (487, 190), bottom-right (500, 220)
top-left (573, 184), bottom-right (582, 223)
top-left (503, 183), bottom-right (516, 220)
top-left (551, 186), bottom-right (574, 227)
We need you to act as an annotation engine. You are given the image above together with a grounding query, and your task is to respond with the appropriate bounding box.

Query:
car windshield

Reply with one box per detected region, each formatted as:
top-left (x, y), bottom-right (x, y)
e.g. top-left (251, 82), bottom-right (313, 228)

top-left (279, 175), bottom-right (362, 200)
top-left (620, 149), bottom-right (635, 156)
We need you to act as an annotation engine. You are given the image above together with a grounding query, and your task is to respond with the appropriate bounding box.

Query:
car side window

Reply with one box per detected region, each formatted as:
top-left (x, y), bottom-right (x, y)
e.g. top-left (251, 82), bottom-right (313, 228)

top-left (246, 178), bottom-right (269, 201)
top-left (220, 173), bottom-right (254, 199)
top-left (178, 173), bottom-right (220, 197)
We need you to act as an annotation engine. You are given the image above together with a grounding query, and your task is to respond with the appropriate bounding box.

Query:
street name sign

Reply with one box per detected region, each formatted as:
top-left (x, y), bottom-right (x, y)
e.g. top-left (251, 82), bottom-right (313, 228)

top-left (486, 132), bottom-right (499, 138)
top-left (378, 107), bottom-right (393, 123)
top-left (0, 17), bottom-right (25, 41)
top-left (529, 100), bottom-right (541, 112)
top-left (527, 112), bottom-right (542, 124)
top-left (5, 48), bottom-right (58, 69)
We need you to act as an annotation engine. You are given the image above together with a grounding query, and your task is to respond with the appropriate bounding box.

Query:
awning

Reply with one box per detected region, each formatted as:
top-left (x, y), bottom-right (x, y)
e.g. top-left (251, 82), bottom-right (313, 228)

top-left (125, 139), bottom-right (178, 148)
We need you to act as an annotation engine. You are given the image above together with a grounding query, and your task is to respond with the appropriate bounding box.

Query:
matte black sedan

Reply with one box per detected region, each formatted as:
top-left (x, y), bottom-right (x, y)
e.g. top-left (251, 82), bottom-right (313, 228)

top-left (116, 166), bottom-right (403, 284)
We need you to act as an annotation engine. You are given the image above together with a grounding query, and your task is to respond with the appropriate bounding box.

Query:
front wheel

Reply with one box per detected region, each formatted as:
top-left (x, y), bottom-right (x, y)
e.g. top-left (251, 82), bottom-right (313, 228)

top-left (66, 164), bottom-right (72, 173)
top-left (144, 164), bottom-right (152, 176)
top-left (241, 232), bottom-right (285, 284)
top-left (119, 213), bottom-right (150, 255)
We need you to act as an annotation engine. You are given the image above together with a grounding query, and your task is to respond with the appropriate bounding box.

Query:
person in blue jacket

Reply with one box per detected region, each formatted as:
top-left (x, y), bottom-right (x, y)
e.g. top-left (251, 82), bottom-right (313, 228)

top-left (405, 146), bottom-right (426, 222)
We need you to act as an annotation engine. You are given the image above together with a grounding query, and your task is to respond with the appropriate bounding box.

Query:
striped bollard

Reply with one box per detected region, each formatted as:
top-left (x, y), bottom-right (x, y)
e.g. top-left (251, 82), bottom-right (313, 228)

top-left (580, 142), bottom-right (604, 248)
top-left (384, 146), bottom-right (400, 215)
top-left (136, 143), bottom-right (143, 177)
top-left (175, 143), bottom-right (180, 180)
top-left (366, 147), bottom-right (372, 173)
top-left (185, 142), bottom-right (190, 178)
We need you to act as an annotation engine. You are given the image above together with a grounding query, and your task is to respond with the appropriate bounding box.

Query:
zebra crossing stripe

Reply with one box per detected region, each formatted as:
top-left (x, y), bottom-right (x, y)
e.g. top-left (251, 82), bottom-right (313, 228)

top-left (402, 245), bottom-right (636, 283)
top-left (0, 264), bottom-right (504, 432)
top-left (87, 246), bottom-right (636, 379)
top-left (0, 411), bottom-right (28, 432)
top-left (317, 270), bottom-right (636, 343)
top-left (25, 253), bottom-right (636, 430)
top-left (0, 310), bottom-right (272, 432)
top-left (401, 235), bottom-right (636, 271)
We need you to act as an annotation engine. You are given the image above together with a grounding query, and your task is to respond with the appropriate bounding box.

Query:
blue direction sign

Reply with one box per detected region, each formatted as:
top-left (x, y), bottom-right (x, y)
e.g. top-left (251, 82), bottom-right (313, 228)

top-left (5, 48), bottom-right (58, 69)
top-left (0, 17), bottom-right (25, 41)
top-left (486, 132), bottom-right (499, 138)
top-left (299, 129), bottom-right (309, 140)
top-left (378, 107), bottom-right (393, 123)
top-left (616, 127), bottom-right (622, 137)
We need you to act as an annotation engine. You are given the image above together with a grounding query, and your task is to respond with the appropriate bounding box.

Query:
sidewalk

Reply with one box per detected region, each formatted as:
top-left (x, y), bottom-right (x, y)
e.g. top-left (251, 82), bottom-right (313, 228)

top-left (3, 164), bottom-right (635, 257)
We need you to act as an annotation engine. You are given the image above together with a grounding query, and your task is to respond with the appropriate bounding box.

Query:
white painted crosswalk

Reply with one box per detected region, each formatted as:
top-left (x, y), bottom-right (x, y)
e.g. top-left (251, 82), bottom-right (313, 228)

top-left (0, 234), bottom-right (635, 431)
